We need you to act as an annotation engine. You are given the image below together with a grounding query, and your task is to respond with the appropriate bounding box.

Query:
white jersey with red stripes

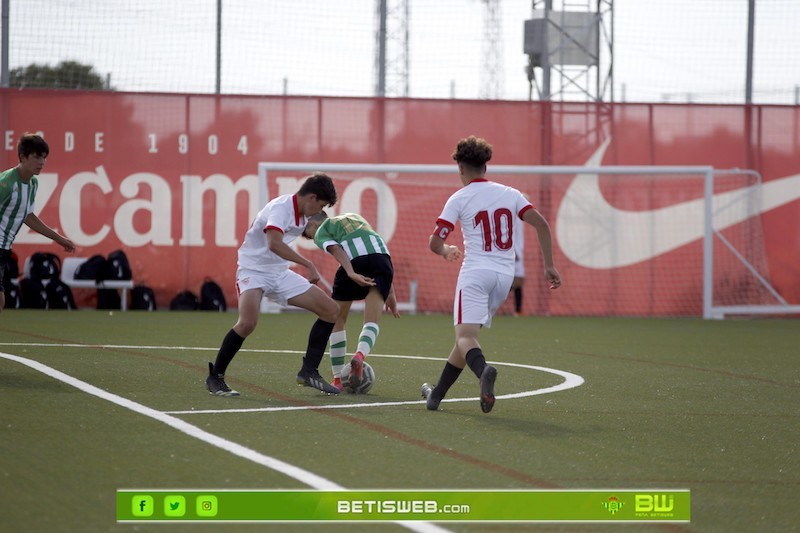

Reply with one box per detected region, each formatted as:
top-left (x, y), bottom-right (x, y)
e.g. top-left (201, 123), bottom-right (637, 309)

top-left (434, 179), bottom-right (533, 277)
top-left (238, 194), bottom-right (309, 271)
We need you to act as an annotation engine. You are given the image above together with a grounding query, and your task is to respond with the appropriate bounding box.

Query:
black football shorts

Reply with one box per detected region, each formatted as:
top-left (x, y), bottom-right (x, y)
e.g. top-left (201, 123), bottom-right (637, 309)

top-left (331, 253), bottom-right (394, 302)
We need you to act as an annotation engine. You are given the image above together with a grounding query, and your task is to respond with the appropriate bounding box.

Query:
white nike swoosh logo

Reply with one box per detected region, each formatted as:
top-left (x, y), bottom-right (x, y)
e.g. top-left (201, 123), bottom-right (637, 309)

top-left (556, 138), bottom-right (800, 269)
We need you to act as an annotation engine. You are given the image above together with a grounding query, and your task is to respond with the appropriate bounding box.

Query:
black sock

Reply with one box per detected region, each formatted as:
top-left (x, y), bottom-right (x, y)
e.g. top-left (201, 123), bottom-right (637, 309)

top-left (514, 287), bottom-right (522, 313)
top-left (465, 347), bottom-right (487, 379)
top-left (301, 319), bottom-right (335, 375)
top-left (212, 329), bottom-right (245, 375)
top-left (432, 362), bottom-right (463, 400)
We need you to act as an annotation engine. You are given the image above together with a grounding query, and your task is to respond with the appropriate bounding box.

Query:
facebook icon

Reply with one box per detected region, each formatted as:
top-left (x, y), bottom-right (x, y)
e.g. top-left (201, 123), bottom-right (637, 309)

top-left (131, 495), bottom-right (154, 517)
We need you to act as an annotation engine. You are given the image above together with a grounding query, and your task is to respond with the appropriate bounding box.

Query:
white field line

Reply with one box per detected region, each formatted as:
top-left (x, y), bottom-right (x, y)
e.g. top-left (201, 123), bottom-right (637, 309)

top-left (0, 342), bottom-right (585, 415)
top-left (0, 349), bottom-right (451, 533)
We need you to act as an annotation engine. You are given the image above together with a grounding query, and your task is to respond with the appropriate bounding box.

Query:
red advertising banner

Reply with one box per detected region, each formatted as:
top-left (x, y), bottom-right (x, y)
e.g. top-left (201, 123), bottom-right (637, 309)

top-left (2, 90), bottom-right (798, 316)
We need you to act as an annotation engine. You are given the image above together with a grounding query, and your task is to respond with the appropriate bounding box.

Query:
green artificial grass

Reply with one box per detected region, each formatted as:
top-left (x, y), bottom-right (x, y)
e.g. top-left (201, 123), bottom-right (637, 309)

top-left (1, 310), bottom-right (797, 532)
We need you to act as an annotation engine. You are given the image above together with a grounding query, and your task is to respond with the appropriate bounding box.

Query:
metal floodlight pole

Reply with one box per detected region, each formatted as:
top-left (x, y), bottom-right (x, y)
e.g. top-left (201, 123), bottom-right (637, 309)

top-left (215, 0), bottom-right (222, 94)
top-left (376, 0), bottom-right (387, 97)
top-left (745, 0), bottom-right (755, 104)
top-left (542, 0), bottom-right (552, 100)
top-left (1, 0), bottom-right (9, 87)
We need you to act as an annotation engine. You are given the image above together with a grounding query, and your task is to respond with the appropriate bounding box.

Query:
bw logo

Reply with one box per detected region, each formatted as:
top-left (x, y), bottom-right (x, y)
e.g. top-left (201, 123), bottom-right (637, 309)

top-left (635, 494), bottom-right (674, 512)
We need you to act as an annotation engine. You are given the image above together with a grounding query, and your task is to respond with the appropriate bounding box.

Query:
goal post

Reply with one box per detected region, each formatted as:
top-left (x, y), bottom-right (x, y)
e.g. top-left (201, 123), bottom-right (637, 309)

top-left (703, 169), bottom-right (800, 318)
top-left (258, 162), bottom-right (799, 319)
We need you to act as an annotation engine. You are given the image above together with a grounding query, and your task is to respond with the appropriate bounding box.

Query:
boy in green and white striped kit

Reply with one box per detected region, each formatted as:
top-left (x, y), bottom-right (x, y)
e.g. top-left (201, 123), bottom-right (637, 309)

top-left (303, 212), bottom-right (399, 390)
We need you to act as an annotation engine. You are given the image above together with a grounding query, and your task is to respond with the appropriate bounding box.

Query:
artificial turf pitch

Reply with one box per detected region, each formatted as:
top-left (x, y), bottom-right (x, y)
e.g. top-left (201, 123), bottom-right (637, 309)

top-left (1, 310), bottom-right (797, 532)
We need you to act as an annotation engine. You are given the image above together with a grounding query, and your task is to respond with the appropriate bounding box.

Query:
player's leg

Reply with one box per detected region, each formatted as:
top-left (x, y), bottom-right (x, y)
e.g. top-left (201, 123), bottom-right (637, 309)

top-left (350, 255), bottom-right (395, 385)
top-left (232, 287), bottom-right (264, 337)
top-left (431, 322), bottom-right (485, 403)
top-left (423, 270), bottom-right (503, 412)
top-left (357, 286), bottom-right (384, 355)
top-left (468, 272), bottom-right (512, 413)
top-left (512, 275), bottom-right (524, 316)
top-left (423, 275), bottom-right (479, 411)
top-left (349, 287), bottom-right (385, 386)
top-left (329, 300), bottom-right (352, 390)
top-left (207, 287), bottom-right (263, 396)
top-left (288, 284), bottom-right (340, 394)
top-left (452, 270), bottom-right (492, 382)
top-left (422, 343), bottom-right (463, 411)
top-left (455, 322), bottom-right (488, 379)
top-left (328, 264), bottom-right (363, 389)
top-left (454, 322), bottom-right (497, 413)
top-left (288, 283), bottom-right (339, 322)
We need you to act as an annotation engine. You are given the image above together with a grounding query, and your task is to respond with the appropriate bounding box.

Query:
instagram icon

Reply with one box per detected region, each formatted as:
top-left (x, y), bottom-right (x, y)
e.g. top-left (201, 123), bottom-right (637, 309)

top-left (196, 495), bottom-right (218, 517)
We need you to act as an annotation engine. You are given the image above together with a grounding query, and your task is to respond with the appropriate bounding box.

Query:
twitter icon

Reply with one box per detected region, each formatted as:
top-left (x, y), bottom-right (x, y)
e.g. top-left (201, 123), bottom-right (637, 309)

top-left (164, 495), bottom-right (186, 517)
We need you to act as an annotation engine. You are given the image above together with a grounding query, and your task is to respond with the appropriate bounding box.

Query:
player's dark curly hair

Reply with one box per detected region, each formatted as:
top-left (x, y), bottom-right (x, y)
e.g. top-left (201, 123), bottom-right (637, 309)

top-left (299, 172), bottom-right (338, 207)
top-left (301, 211), bottom-right (329, 240)
top-left (18, 132), bottom-right (49, 159)
top-left (452, 135), bottom-right (492, 168)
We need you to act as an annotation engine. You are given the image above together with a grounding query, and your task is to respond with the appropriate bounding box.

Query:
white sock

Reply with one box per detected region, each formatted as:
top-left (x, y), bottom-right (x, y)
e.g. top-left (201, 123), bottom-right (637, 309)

top-left (329, 330), bottom-right (347, 378)
top-left (356, 322), bottom-right (379, 358)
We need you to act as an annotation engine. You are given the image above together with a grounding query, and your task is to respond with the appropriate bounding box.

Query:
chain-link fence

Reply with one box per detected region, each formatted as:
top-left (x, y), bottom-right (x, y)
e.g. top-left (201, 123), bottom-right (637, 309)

top-left (1, 0), bottom-right (798, 103)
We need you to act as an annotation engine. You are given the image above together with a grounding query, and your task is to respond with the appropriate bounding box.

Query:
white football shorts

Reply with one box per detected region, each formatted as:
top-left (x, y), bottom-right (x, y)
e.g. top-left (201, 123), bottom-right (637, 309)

top-left (235, 267), bottom-right (312, 306)
top-left (453, 269), bottom-right (514, 327)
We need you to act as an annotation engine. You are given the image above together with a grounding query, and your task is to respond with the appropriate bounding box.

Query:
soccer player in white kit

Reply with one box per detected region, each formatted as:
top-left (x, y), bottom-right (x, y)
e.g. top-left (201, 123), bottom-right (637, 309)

top-left (422, 136), bottom-right (561, 413)
top-left (206, 173), bottom-right (342, 396)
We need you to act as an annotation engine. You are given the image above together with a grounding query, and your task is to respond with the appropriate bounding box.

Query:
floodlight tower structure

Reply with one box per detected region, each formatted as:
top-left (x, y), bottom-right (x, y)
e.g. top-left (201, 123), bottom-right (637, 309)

top-left (524, 0), bottom-right (613, 164)
top-left (375, 0), bottom-right (409, 98)
top-left (525, 0), bottom-right (613, 102)
top-left (481, 0), bottom-right (504, 100)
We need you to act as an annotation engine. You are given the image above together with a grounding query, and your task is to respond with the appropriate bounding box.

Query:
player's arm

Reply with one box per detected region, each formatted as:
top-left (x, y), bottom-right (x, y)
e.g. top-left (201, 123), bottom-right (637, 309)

top-left (266, 228), bottom-right (321, 284)
top-left (24, 213), bottom-right (75, 252)
top-left (521, 208), bottom-right (561, 289)
top-left (429, 219), bottom-right (462, 262)
top-left (325, 243), bottom-right (375, 287)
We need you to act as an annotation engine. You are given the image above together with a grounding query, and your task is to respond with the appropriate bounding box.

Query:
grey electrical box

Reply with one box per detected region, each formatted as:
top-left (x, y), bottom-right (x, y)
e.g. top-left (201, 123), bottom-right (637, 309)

top-left (524, 10), bottom-right (599, 67)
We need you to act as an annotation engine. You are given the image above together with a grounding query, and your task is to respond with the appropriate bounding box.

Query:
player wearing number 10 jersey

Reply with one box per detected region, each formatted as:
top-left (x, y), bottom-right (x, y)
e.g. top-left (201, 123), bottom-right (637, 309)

top-left (421, 135), bottom-right (562, 413)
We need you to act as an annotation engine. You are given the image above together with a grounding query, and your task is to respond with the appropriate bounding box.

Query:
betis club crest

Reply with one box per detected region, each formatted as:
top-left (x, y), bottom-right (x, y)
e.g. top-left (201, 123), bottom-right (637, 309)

top-left (603, 496), bottom-right (624, 515)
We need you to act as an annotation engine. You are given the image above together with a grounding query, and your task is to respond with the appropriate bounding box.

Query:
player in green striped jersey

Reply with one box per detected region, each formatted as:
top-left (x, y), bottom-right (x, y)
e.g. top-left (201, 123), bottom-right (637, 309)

top-left (303, 212), bottom-right (399, 390)
top-left (0, 133), bottom-right (75, 312)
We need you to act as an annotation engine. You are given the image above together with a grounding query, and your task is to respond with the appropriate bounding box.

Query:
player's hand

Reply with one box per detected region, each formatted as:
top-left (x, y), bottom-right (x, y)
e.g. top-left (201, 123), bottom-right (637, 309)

top-left (349, 273), bottom-right (376, 287)
top-left (385, 293), bottom-right (400, 318)
top-left (444, 245), bottom-right (462, 262)
top-left (545, 266), bottom-right (561, 289)
top-left (306, 264), bottom-right (321, 285)
top-left (60, 237), bottom-right (76, 253)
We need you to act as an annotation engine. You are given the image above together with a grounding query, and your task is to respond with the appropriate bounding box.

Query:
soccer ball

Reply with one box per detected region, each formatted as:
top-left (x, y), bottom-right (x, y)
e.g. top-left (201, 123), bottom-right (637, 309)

top-left (340, 361), bottom-right (375, 394)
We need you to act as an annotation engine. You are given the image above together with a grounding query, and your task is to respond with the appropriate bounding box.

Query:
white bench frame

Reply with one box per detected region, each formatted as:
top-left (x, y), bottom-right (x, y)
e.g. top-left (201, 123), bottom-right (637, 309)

top-left (24, 256), bottom-right (135, 311)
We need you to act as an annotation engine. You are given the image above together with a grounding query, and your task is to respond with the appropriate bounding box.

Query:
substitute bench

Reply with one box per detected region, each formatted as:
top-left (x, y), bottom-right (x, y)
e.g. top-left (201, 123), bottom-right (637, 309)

top-left (60, 257), bottom-right (135, 311)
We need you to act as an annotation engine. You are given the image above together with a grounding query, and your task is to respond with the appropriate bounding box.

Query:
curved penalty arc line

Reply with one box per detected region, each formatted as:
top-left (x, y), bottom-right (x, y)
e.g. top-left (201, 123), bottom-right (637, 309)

top-left (166, 357), bottom-right (585, 415)
top-left (0, 342), bottom-right (585, 415)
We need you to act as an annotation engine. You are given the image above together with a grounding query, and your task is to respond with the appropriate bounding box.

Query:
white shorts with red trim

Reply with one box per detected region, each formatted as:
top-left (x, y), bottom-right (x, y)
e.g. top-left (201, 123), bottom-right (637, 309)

top-left (235, 267), bottom-right (312, 306)
top-left (452, 269), bottom-right (514, 327)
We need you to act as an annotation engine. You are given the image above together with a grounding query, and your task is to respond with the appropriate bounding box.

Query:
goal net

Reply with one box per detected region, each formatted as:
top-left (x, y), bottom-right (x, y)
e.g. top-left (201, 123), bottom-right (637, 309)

top-left (258, 162), bottom-right (799, 319)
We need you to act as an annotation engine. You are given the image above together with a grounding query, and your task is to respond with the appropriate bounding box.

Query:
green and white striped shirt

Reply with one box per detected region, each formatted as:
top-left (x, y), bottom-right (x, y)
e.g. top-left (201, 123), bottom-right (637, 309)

top-left (0, 167), bottom-right (38, 250)
top-left (314, 213), bottom-right (389, 260)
